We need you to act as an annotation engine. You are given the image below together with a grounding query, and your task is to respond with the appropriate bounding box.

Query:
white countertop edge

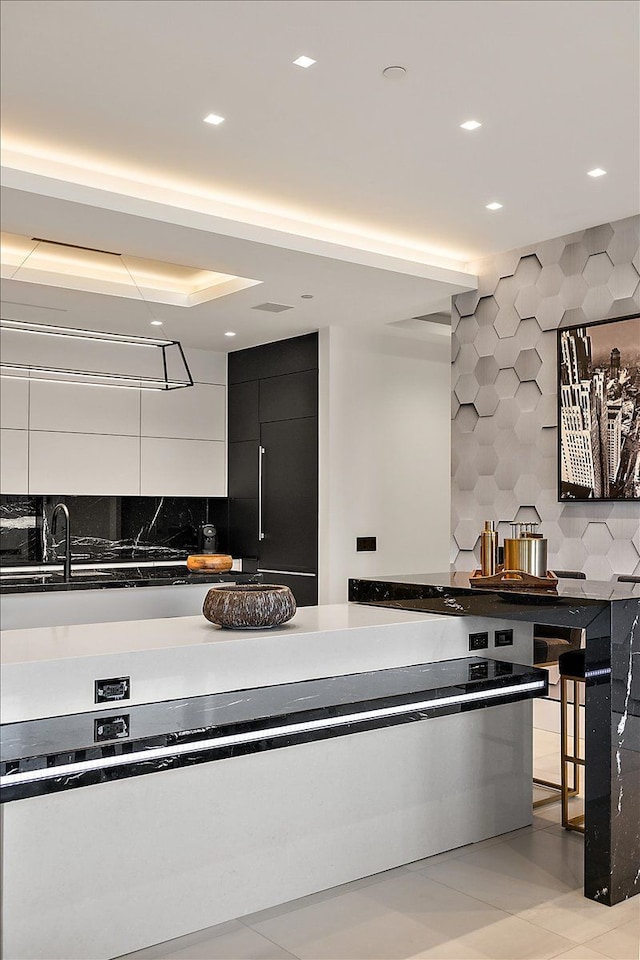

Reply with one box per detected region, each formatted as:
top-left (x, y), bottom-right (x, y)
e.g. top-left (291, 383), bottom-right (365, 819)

top-left (0, 603), bottom-right (453, 666)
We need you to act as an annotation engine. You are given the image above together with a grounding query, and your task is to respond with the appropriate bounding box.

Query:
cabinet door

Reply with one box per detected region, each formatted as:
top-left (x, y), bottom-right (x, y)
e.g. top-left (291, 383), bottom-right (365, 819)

top-left (257, 572), bottom-right (318, 607)
top-left (228, 381), bottom-right (259, 441)
top-left (259, 417), bottom-right (317, 573)
top-left (228, 441), bottom-right (259, 499)
top-left (228, 333), bottom-right (318, 384)
top-left (259, 370), bottom-right (317, 423)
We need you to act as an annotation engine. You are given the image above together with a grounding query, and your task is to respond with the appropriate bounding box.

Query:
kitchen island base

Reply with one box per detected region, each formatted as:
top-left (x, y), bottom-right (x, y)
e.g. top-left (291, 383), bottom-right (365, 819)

top-left (2, 700), bottom-right (534, 960)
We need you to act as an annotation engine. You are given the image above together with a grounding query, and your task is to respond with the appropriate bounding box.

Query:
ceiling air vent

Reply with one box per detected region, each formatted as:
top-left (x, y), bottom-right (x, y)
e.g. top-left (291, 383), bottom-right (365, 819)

top-left (251, 302), bottom-right (294, 313)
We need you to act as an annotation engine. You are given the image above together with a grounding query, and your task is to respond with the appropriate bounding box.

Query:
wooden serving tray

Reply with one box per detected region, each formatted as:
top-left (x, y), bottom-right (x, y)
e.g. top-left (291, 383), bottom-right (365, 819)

top-left (470, 567), bottom-right (558, 589)
top-left (186, 554), bottom-right (233, 573)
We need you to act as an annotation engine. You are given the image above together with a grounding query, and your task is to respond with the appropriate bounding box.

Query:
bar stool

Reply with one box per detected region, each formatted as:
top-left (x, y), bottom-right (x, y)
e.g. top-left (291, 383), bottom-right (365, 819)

top-left (558, 648), bottom-right (586, 833)
top-left (533, 626), bottom-right (582, 808)
top-left (532, 570), bottom-right (585, 810)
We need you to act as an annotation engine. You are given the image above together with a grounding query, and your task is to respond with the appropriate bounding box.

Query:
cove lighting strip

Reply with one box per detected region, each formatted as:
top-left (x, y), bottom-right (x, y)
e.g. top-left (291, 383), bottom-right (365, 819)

top-left (1, 680), bottom-right (545, 789)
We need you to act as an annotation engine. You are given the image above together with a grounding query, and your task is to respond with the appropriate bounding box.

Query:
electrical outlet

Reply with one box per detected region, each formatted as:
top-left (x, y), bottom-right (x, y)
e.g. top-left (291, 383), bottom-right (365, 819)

top-left (469, 631), bottom-right (489, 651)
top-left (495, 629), bottom-right (514, 647)
top-left (95, 677), bottom-right (130, 703)
top-left (468, 661), bottom-right (489, 681)
top-left (94, 715), bottom-right (130, 742)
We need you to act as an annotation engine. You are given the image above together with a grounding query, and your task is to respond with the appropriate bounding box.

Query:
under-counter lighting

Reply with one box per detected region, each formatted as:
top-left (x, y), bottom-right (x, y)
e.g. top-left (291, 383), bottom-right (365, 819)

top-left (486, 202), bottom-right (503, 211)
top-left (460, 120), bottom-right (481, 131)
top-left (203, 113), bottom-right (225, 126)
top-left (293, 55), bottom-right (316, 68)
top-left (224, 331), bottom-right (236, 337)
top-left (0, 679), bottom-right (546, 788)
top-left (588, 168), bottom-right (607, 178)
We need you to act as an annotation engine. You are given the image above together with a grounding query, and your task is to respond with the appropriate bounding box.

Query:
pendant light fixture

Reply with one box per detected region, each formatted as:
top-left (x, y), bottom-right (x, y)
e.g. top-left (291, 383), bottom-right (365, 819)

top-left (0, 239), bottom-right (194, 390)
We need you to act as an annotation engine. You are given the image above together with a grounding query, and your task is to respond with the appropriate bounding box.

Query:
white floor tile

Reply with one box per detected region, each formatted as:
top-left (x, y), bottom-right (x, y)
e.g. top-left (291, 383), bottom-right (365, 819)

top-left (583, 918), bottom-right (640, 960)
top-left (418, 829), bottom-right (583, 915)
top-left (516, 888), bottom-right (638, 944)
top-left (534, 729), bottom-right (561, 759)
top-left (409, 914), bottom-right (575, 959)
top-left (245, 871), bottom-right (512, 960)
top-left (121, 923), bottom-right (297, 959)
top-left (550, 948), bottom-right (611, 959)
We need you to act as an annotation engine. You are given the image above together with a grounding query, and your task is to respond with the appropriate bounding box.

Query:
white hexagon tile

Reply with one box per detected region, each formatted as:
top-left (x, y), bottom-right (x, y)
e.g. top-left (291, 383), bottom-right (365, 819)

top-left (451, 215), bottom-right (640, 574)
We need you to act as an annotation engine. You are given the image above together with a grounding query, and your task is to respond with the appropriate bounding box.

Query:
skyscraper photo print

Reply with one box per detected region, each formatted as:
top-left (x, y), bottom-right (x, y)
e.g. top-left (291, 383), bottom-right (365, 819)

top-left (558, 314), bottom-right (640, 500)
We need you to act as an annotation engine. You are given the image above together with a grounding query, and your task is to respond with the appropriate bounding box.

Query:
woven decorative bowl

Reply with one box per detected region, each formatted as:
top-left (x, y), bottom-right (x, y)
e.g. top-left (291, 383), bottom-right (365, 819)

top-left (202, 584), bottom-right (296, 629)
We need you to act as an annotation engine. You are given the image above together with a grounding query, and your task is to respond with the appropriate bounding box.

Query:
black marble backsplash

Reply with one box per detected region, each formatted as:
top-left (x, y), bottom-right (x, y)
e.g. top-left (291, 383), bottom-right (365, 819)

top-left (0, 495), bottom-right (229, 566)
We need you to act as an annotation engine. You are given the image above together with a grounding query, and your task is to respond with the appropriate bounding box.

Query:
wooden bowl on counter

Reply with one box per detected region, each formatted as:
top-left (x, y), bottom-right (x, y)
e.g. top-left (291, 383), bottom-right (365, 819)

top-left (186, 554), bottom-right (233, 573)
top-left (202, 584), bottom-right (296, 629)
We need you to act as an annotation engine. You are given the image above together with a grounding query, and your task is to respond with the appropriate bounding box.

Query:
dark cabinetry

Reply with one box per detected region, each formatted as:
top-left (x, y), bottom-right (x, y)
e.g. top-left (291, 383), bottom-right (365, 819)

top-left (228, 334), bottom-right (318, 605)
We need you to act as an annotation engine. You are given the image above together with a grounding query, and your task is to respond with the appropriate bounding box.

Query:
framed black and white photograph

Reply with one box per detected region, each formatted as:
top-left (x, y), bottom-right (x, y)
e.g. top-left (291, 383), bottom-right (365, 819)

top-left (558, 313), bottom-right (640, 501)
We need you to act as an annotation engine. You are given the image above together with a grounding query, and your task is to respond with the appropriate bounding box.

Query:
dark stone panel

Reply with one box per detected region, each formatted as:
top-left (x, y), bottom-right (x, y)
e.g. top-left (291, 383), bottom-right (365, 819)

top-left (0, 495), bottom-right (230, 565)
top-left (0, 656), bottom-right (547, 802)
top-left (0, 566), bottom-right (260, 595)
top-left (0, 496), bottom-right (42, 564)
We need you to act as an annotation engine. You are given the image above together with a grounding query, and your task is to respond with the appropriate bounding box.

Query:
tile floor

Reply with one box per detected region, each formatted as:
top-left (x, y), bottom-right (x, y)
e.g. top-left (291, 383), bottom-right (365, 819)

top-left (123, 730), bottom-right (639, 960)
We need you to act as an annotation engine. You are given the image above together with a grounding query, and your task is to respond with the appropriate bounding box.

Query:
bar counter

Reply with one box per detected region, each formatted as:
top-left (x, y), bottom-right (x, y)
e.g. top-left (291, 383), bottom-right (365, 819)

top-left (349, 571), bottom-right (640, 906)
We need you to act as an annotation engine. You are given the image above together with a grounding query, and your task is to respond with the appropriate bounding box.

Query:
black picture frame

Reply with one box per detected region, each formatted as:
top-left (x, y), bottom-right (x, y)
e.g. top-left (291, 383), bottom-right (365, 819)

top-left (557, 313), bottom-right (640, 502)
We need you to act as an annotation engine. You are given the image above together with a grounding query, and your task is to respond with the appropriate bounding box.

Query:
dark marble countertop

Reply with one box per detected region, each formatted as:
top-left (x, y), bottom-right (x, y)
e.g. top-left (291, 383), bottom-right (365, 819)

top-left (349, 571), bottom-right (639, 627)
top-left (0, 656), bottom-right (547, 802)
top-left (352, 571), bottom-right (640, 603)
top-left (0, 564), bottom-right (261, 595)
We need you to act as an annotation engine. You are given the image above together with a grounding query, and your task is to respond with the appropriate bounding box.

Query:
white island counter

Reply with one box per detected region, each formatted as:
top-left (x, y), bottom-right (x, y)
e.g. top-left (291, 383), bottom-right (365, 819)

top-left (1, 605), bottom-right (544, 960)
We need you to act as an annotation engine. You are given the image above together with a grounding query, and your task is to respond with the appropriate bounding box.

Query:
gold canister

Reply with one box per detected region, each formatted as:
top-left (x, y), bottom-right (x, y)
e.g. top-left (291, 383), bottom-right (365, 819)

top-left (504, 537), bottom-right (548, 578)
top-left (480, 521), bottom-right (497, 576)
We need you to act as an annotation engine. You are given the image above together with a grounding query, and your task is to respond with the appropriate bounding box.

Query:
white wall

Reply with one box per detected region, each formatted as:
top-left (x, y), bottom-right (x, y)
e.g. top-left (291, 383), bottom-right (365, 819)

top-left (0, 347), bottom-right (227, 497)
top-left (319, 326), bottom-right (451, 603)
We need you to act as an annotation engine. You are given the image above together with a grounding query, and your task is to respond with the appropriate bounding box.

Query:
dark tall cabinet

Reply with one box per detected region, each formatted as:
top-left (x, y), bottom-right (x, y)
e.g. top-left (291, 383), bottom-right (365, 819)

top-left (228, 333), bottom-right (318, 605)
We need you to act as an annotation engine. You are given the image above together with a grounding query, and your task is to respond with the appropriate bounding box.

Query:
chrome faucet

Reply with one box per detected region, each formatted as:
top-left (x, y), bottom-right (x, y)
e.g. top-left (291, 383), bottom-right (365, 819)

top-left (52, 502), bottom-right (72, 581)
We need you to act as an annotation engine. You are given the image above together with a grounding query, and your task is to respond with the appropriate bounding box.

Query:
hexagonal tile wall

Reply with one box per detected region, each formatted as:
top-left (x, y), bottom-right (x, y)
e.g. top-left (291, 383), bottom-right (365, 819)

top-left (559, 242), bottom-right (589, 275)
top-left (451, 215), bottom-right (640, 571)
top-left (514, 348), bottom-right (542, 382)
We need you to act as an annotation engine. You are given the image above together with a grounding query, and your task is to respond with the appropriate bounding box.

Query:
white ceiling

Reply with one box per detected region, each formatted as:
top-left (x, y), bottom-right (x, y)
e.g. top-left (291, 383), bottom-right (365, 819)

top-left (1, 0), bottom-right (638, 349)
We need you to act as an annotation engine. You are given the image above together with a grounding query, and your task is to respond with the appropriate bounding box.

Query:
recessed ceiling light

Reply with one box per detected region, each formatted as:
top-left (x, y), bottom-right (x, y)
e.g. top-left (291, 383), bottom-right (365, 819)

top-left (486, 202), bottom-right (503, 211)
top-left (301, 294), bottom-right (314, 299)
top-left (224, 331), bottom-right (236, 337)
top-left (382, 65), bottom-right (407, 79)
top-left (293, 55), bottom-right (316, 68)
top-left (588, 168), bottom-right (607, 178)
top-left (203, 113), bottom-right (225, 126)
top-left (460, 120), bottom-right (481, 131)
top-left (150, 320), bottom-right (163, 326)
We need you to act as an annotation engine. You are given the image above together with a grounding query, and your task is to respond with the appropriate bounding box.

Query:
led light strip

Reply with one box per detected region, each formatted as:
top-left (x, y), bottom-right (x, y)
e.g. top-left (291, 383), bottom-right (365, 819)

top-left (0, 365), bottom-right (188, 391)
top-left (0, 318), bottom-right (172, 347)
top-left (1, 681), bottom-right (545, 788)
top-left (585, 667), bottom-right (611, 679)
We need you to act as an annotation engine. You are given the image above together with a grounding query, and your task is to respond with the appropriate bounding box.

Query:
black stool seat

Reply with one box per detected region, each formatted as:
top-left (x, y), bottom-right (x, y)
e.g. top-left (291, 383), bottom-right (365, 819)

top-left (559, 648), bottom-right (586, 679)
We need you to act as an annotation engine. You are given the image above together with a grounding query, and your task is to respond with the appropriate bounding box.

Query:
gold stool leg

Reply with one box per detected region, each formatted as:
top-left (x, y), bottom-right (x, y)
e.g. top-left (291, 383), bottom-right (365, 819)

top-left (561, 674), bottom-right (585, 833)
